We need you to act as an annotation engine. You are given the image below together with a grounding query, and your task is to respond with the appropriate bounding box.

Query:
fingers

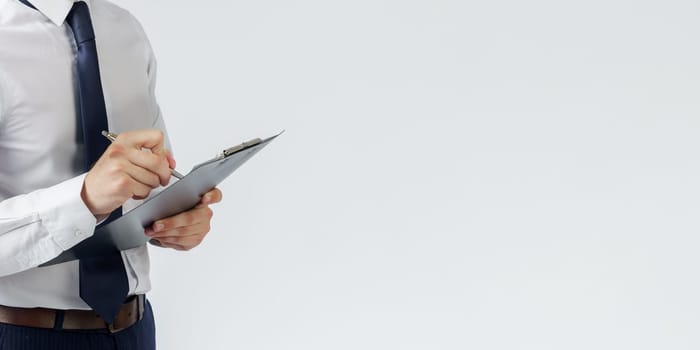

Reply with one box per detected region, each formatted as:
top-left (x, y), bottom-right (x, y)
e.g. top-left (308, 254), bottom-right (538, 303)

top-left (106, 131), bottom-right (172, 186)
top-left (148, 206), bottom-right (213, 235)
top-left (164, 149), bottom-right (177, 170)
top-left (197, 188), bottom-right (223, 208)
top-left (128, 177), bottom-right (154, 200)
top-left (152, 240), bottom-right (189, 251)
top-left (126, 147), bottom-right (171, 186)
top-left (122, 160), bottom-right (161, 189)
top-left (115, 129), bottom-right (166, 155)
top-left (149, 238), bottom-right (188, 251)
top-left (145, 206), bottom-right (213, 251)
top-left (103, 144), bottom-right (170, 187)
top-left (146, 188), bottom-right (223, 251)
top-left (148, 222), bottom-right (210, 249)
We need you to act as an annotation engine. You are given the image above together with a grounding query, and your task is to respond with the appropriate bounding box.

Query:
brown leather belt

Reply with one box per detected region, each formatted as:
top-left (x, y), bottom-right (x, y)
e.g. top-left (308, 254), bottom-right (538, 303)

top-left (0, 295), bottom-right (145, 334)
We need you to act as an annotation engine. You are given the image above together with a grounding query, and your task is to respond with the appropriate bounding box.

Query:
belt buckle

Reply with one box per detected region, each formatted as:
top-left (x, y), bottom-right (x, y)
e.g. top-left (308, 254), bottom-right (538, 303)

top-left (107, 322), bottom-right (119, 334)
top-left (107, 321), bottom-right (128, 334)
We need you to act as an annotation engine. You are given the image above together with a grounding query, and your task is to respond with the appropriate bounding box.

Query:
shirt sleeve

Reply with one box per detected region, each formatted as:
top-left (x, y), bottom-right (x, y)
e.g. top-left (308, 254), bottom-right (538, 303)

top-left (130, 14), bottom-right (172, 152)
top-left (0, 174), bottom-right (98, 277)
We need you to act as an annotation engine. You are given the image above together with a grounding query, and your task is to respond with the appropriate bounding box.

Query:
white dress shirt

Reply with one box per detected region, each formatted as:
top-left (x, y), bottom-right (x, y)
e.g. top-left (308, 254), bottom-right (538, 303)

top-left (0, 0), bottom-right (170, 309)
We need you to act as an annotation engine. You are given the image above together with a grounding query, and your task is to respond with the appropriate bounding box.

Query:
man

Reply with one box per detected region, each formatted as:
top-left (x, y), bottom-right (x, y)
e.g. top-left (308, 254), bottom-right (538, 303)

top-left (0, 0), bottom-right (222, 348)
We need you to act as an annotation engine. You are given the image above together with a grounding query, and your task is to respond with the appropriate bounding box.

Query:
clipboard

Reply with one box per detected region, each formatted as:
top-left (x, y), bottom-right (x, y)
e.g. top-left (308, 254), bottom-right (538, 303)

top-left (40, 131), bottom-right (282, 267)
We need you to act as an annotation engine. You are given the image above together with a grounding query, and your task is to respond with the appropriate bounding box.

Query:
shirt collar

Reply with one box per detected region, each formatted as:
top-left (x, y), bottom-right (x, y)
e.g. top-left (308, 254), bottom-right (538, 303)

top-left (25, 0), bottom-right (90, 26)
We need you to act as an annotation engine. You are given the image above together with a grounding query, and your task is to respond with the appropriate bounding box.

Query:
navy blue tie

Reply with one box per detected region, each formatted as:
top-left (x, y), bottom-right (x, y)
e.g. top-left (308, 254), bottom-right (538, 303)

top-left (19, 0), bottom-right (129, 324)
top-left (67, 1), bottom-right (129, 325)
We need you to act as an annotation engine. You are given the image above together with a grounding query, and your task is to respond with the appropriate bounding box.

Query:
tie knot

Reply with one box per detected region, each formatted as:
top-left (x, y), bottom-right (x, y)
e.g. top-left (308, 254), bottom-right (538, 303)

top-left (66, 1), bottom-right (95, 44)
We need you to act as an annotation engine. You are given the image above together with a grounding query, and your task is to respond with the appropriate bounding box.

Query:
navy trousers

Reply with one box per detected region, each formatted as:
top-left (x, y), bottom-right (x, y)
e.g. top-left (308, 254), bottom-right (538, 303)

top-left (0, 301), bottom-right (155, 350)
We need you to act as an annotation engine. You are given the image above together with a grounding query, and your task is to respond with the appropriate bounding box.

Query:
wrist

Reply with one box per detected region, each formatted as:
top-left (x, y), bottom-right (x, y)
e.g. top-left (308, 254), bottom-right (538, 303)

top-left (80, 179), bottom-right (105, 218)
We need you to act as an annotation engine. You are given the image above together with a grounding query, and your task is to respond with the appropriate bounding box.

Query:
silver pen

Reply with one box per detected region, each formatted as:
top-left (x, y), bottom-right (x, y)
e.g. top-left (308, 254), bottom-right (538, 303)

top-left (101, 130), bottom-right (184, 179)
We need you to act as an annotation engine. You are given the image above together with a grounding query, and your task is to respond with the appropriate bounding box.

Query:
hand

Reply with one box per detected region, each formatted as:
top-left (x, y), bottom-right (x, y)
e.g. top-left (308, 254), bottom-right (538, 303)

top-left (146, 187), bottom-right (223, 251)
top-left (81, 129), bottom-right (174, 216)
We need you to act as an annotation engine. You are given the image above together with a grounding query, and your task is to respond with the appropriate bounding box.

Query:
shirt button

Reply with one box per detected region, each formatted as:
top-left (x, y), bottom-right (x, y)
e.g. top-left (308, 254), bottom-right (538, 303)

top-left (74, 229), bottom-right (83, 237)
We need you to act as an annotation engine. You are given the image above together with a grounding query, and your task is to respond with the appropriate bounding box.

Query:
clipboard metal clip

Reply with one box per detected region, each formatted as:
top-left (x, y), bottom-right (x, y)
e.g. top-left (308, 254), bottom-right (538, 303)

top-left (216, 138), bottom-right (263, 160)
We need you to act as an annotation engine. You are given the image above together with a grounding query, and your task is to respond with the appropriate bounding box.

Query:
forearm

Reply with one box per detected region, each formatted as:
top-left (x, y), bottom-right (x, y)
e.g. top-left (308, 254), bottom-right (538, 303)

top-left (0, 174), bottom-right (97, 276)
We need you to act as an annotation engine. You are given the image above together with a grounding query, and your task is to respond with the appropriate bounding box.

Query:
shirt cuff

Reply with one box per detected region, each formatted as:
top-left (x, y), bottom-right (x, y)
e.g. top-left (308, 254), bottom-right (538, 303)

top-left (34, 174), bottom-right (97, 251)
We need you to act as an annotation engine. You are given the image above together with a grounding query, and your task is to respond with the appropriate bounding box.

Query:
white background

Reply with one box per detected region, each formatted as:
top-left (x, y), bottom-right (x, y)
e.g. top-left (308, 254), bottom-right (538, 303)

top-left (112, 0), bottom-right (700, 349)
